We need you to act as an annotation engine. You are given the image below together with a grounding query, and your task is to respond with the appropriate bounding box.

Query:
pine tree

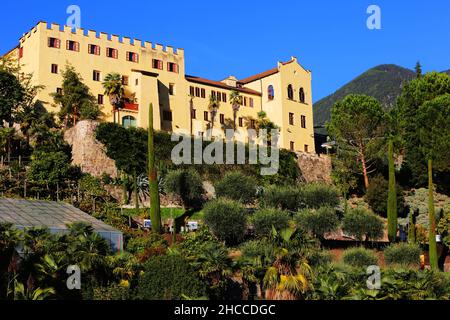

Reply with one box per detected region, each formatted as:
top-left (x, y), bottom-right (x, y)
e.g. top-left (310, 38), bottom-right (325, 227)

top-left (415, 61), bottom-right (422, 79)
top-left (148, 103), bottom-right (161, 233)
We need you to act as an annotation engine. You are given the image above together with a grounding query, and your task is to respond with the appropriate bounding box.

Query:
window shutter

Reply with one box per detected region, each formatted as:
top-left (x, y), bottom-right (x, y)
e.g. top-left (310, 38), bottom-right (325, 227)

top-left (66, 40), bottom-right (70, 50)
top-left (114, 49), bottom-right (118, 59)
top-left (95, 46), bottom-right (100, 55)
top-left (159, 60), bottom-right (163, 70)
top-left (75, 42), bottom-right (79, 51)
top-left (48, 38), bottom-right (51, 47)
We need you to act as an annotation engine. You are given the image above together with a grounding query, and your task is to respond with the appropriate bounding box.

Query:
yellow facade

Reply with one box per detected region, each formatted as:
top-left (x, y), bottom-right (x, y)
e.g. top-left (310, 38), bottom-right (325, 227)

top-left (8, 21), bottom-right (315, 152)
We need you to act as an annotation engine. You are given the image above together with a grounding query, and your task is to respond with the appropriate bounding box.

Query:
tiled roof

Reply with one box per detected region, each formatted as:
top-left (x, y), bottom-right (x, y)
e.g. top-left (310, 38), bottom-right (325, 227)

top-left (0, 198), bottom-right (119, 232)
top-left (186, 75), bottom-right (262, 96)
top-left (238, 59), bottom-right (296, 84)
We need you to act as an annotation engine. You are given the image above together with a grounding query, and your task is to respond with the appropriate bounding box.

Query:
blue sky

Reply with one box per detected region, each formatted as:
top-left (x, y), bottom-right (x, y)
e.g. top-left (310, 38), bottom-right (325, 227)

top-left (1, 0), bottom-right (449, 102)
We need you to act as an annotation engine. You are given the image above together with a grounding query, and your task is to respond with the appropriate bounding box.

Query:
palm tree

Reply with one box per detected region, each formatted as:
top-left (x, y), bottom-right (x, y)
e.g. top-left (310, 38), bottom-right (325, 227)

top-left (208, 94), bottom-right (220, 137)
top-left (102, 73), bottom-right (124, 124)
top-left (263, 227), bottom-right (312, 300)
top-left (229, 90), bottom-right (242, 130)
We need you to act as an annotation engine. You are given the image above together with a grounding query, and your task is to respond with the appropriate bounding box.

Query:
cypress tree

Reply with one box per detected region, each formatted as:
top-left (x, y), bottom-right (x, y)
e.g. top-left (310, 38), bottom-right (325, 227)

top-left (408, 209), bottom-right (416, 244)
top-left (427, 159), bottom-right (438, 270)
top-left (387, 139), bottom-right (397, 242)
top-left (148, 103), bottom-right (161, 233)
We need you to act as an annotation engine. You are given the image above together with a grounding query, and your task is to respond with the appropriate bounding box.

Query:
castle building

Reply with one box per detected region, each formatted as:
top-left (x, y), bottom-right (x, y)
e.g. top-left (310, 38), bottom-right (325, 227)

top-left (4, 21), bottom-right (315, 152)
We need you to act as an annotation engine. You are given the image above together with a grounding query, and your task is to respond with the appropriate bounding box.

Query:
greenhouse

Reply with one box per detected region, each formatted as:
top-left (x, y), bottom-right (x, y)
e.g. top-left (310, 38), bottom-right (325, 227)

top-left (0, 198), bottom-right (123, 252)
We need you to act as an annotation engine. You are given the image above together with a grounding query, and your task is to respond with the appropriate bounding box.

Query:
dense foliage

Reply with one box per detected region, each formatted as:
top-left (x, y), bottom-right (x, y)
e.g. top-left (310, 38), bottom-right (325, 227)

top-left (384, 243), bottom-right (421, 267)
top-left (137, 254), bottom-right (207, 300)
top-left (252, 208), bottom-right (290, 237)
top-left (342, 247), bottom-right (378, 268)
top-left (365, 174), bottom-right (405, 216)
top-left (203, 199), bottom-right (248, 245)
top-left (214, 171), bottom-right (257, 204)
top-left (342, 208), bottom-right (384, 242)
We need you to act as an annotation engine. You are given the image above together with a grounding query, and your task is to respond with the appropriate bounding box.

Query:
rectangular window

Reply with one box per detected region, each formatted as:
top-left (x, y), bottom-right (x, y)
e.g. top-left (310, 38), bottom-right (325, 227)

top-left (152, 59), bottom-right (163, 70)
top-left (88, 44), bottom-right (100, 55)
top-left (48, 37), bottom-right (60, 48)
top-left (204, 111), bottom-right (209, 121)
top-left (220, 114), bottom-right (225, 124)
top-left (250, 119), bottom-right (256, 129)
top-left (19, 47), bottom-right (23, 58)
top-left (249, 97), bottom-right (254, 108)
top-left (56, 88), bottom-right (62, 94)
top-left (290, 141), bottom-right (295, 151)
top-left (167, 62), bottom-right (178, 73)
top-left (163, 110), bottom-right (173, 121)
top-left (217, 92), bottom-right (222, 102)
top-left (122, 76), bottom-right (129, 86)
top-left (127, 51), bottom-right (139, 63)
top-left (195, 87), bottom-right (200, 97)
top-left (243, 97), bottom-right (247, 107)
top-left (304, 145), bottom-right (309, 153)
top-left (135, 79), bottom-right (139, 86)
top-left (222, 93), bottom-right (227, 103)
top-left (301, 115), bottom-right (306, 128)
top-left (93, 70), bottom-right (101, 82)
top-left (191, 109), bottom-right (196, 119)
top-left (51, 64), bottom-right (58, 74)
top-left (201, 88), bottom-right (206, 98)
top-left (190, 86), bottom-right (195, 96)
top-left (98, 94), bottom-right (104, 105)
top-left (106, 47), bottom-right (118, 58)
top-left (211, 91), bottom-right (216, 99)
top-left (169, 83), bottom-right (175, 95)
top-left (238, 117), bottom-right (243, 127)
top-left (289, 112), bottom-right (295, 125)
top-left (66, 40), bottom-right (79, 52)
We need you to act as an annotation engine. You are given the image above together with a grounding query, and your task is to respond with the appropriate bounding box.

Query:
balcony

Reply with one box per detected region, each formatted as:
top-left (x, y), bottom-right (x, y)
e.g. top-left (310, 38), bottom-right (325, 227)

top-left (123, 103), bottom-right (139, 111)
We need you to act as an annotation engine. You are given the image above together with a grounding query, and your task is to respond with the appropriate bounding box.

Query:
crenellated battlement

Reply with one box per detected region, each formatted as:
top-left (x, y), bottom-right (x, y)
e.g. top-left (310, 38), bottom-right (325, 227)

top-left (19, 21), bottom-right (184, 56)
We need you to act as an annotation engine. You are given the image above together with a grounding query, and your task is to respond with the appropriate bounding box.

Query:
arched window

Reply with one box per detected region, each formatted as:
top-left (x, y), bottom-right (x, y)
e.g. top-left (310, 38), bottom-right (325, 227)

top-left (287, 84), bottom-right (294, 100)
top-left (299, 87), bottom-right (305, 103)
top-left (268, 85), bottom-right (274, 100)
top-left (122, 115), bottom-right (136, 128)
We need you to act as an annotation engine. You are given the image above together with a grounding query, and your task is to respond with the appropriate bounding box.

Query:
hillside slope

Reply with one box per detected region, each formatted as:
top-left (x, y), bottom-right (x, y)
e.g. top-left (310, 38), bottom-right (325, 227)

top-left (313, 64), bottom-right (416, 131)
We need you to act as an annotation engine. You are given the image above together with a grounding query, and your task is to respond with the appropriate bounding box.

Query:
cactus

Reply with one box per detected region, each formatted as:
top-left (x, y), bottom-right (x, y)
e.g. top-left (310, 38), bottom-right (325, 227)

top-left (387, 139), bottom-right (397, 242)
top-left (148, 103), bottom-right (161, 233)
top-left (427, 159), bottom-right (438, 270)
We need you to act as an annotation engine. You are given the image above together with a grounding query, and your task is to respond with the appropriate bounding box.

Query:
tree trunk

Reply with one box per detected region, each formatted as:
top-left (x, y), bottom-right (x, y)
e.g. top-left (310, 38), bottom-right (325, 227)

top-left (360, 152), bottom-right (370, 189)
top-left (427, 158), bottom-right (438, 270)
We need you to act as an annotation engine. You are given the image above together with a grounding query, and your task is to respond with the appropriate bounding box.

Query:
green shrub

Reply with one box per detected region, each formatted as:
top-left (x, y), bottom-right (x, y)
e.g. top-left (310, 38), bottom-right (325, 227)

top-left (384, 243), bottom-right (421, 267)
top-left (214, 171), bottom-right (257, 204)
top-left (296, 207), bottom-right (339, 242)
top-left (305, 249), bottom-right (333, 267)
top-left (260, 185), bottom-right (302, 211)
top-left (302, 184), bottom-right (340, 209)
top-left (342, 247), bottom-right (378, 268)
top-left (364, 174), bottom-right (404, 216)
top-left (203, 199), bottom-right (248, 245)
top-left (252, 208), bottom-right (290, 237)
top-left (164, 169), bottom-right (204, 208)
top-left (342, 208), bottom-right (384, 242)
top-left (137, 254), bottom-right (207, 300)
top-left (125, 233), bottom-right (167, 254)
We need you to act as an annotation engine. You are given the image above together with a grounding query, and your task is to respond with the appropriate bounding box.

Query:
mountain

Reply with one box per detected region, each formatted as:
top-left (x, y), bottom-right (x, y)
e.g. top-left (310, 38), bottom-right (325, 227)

top-left (313, 64), bottom-right (416, 133)
top-left (444, 69), bottom-right (450, 75)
